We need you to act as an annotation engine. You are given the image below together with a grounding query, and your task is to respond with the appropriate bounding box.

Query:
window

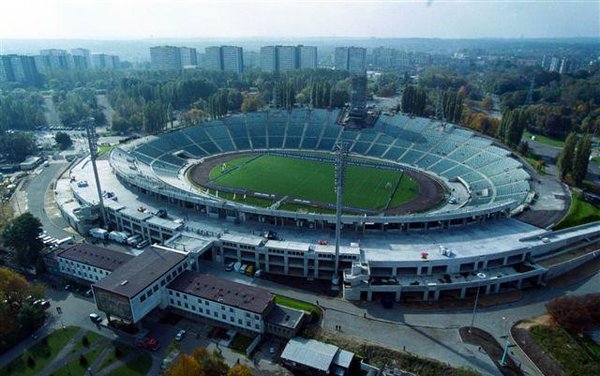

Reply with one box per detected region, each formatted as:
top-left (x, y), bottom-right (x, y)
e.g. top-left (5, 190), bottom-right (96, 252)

top-left (147, 290), bottom-right (153, 298)
top-left (230, 317), bottom-right (234, 322)
top-left (153, 285), bottom-right (159, 292)
top-left (199, 308), bottom-right (203, 313)
top-left (214, 311), bottom-right (218, 318)
top-left (229, 308), bottom-right (234, 313)
top-left (221, 305), bottom-right (225, 311)
top-left (246, 321), bottom-right (251, 327)
top-left (254, 314), bottom-right (259, 320)
top-left (206, 309), bottom-right (210, 315)
top-left (177, 301), bottom-right (181, 306)
top-left (255, 324), bottom-right (260, 329)
top-left (191, 305), bottom-right (195, 311)
top-left (204, 301), bottom-right (209, 306)
top-left (140, 296), bottom-right (146, 303)
top-left (161, 279), bottom-right (166, 287)
top-left (175, 292), bottom-right (180, 297)
top-left (184, 303), bottom-right (188, 309)
top-left (197, 298), bottom-right (202, 304)
top-left (183, 295), bottom-right (187, 300)
top-left (169, 290), bottom-right (173, 295)
top-left (238, 319), bottom-right (242, 324)
top-left (170, 298), bottom-right (174, 304)
top-left (246, 312), bottom-right (250, 318)
top-left (222, 314), bottom-right (226, 319)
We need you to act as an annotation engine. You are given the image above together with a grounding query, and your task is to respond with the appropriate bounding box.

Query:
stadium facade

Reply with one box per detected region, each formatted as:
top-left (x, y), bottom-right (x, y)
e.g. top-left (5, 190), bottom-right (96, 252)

top-left (56, 109), bottom-right (600, 302)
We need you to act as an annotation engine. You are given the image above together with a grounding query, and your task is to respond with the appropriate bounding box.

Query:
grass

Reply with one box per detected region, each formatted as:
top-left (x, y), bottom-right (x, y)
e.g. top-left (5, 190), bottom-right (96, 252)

top-left (229, 333), bottom-right (254, 354)
top-left (209, 156), bottom-right (256, 180)
top-left (70, 330), bottom-right (103, 354)
top-left (54, 345), bottom-right (104, 375)
top-left (274, 295), bottom-right (321, 318)
top-left (555, 191), bottom-right (600, 230)
top-left (209, 155), bottom-right (419, 210)
top-left (107, 353), bottom-right (152, 376)
top-left (523, 130), bottom-right (565, 148)
top-left (0, 326), bottom-right (80, 376)
top-left (530, 325), bottom-right (600, 375)
top-left (98, 144), bottom-right (117, 157)
top-left (99, 341), bottom-right (134, 371)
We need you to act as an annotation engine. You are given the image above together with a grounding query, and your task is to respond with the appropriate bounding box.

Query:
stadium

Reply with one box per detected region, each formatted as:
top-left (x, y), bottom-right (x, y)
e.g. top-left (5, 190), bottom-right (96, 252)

top-left (57, 108), bottom-right (600, 302)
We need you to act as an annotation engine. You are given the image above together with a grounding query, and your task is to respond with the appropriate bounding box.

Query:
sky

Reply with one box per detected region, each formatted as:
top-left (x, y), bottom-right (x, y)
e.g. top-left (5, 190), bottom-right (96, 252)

top-left (0, 0), bottom-right (598, 40)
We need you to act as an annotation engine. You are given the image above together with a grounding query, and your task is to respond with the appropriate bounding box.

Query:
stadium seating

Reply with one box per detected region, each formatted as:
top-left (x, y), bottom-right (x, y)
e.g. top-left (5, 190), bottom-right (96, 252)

top-left (120, 108), bottom-right (531, 209)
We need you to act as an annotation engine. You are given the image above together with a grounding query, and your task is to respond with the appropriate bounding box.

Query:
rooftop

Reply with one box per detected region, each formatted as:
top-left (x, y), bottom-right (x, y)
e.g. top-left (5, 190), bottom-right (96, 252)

top-left (281, 337), bottom-right (340, 372)
top-left (168, 271), bottom-right (274, 314)
top-left (57, 243), bottom-right (134, 272)
top-left (266, 304), bottom-right (305, 329)
top-left (93, 245), bottom-right (187, 298)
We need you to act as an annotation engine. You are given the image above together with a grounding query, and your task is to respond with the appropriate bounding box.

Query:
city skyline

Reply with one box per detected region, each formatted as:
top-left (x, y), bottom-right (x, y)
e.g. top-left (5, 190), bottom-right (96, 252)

top-left (1, 0), bottom-right (598, 40)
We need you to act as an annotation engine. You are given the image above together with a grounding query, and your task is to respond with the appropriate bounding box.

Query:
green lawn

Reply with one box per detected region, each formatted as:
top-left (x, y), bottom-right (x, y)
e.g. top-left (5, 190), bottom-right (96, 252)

top-left (99, 341), bottom-right (134, 371)
top-left (98, 144), bottom-right (117, 157)
top-left (209, 155), bottom-right (419, 210)
top-left (107, 353), bottom-right (153, 376)
top-left (530, 325), bottom-right (600, 375)
top-left (555, 191), bottom-right (600, 230)
top-left (0, 326), bottom-right (80, 376)
top-left (274, 295), bottom-right (321, 318)
top-left (523, 130), bottom-right (565, 148)
top-left (54, 345), bottom-right (104, 376)
top-left (215, 190), bottom-right (274, 207)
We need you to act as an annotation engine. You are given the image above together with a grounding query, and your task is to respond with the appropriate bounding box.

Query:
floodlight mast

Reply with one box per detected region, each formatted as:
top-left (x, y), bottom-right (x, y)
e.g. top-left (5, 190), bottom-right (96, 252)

top-left (332, 141), bottom-right (349, 290)
top-left (86, 117), bottom-right (107, 227)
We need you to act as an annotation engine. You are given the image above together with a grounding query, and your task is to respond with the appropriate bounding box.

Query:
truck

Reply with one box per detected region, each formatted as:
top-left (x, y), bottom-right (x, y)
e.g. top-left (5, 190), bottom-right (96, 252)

top-left (108, 231), bottom-right (130, 244)
top-left (126, 234), bottom-right (142, 246)
top-left (89, 228), bottom-right (108, 239)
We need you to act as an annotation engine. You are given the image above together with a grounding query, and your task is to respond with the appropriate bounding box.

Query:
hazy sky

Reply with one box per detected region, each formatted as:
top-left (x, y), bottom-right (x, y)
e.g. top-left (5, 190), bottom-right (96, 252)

top-left (1, 0), bottom-right (598, 39)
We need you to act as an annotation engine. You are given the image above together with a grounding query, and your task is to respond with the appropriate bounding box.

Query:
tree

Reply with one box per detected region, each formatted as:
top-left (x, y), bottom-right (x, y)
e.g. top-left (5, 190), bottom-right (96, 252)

top-left (2, 213), bottom-right (44, 267)
top-left (165, 354), bottom-right (204, 376)
top-left (572, 134), bottom-right (592, 186)
top-left (54, 132), bottom-right (73, 150)
top-left (546, 294), bottom-right (600, 333)
top-left (0, 132), bottom-right (37, 163)
top-left (557, 132), bottom-right (578, 180)
top-left (241, 93), bottom-right (264, 113)
top-left (227, 364), bottom-right (252, 376)
top-left (165, 348), bottom-right (230, 376)
top-left (482, 96), bottom-right (493, 112)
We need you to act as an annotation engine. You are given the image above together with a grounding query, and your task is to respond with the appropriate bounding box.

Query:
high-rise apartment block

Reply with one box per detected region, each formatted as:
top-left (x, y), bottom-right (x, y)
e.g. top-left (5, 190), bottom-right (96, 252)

top-left (150, 46), bottom-right (183, 70)
top-left (179, 47), bottom-right (198, 67)
top-left (334, 47), bottom-right (366, 73)
top-left (203, 46), bottom-right (244, 74)
top-left (260, 45), bottom-right (317, 72)
top-left (0, 54), bottom-right (40, 84)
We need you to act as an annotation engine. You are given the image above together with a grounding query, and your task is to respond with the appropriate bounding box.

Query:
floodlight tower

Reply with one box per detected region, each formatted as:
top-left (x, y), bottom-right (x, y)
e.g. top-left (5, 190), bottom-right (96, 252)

top-left (332, 141), bottom-right (349, 290)
top-left (86, 117), bottom-right (107, 227)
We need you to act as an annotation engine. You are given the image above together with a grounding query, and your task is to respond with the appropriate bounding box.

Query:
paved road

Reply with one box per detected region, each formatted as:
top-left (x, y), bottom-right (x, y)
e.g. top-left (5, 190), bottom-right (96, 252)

top-left (25, 161), bottom-right (80, 240)
top-left (526, 138), bottom-right (600, 182)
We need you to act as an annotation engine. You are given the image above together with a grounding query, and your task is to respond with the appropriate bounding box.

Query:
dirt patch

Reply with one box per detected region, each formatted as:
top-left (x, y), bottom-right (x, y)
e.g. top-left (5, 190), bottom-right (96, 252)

top-left (511, 321), bottom-right (565, 376)
top-left (188, 152), bottom-right (446, 215)
top-left (459, 327), bottom-right (524, 376)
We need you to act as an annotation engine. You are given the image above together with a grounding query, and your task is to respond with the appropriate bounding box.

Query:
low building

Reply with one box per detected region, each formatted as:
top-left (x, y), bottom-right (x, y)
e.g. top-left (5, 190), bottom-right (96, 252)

top-left (167, 271), bottom-right (274, 334)
top-left (92, 245), bottom-right (190, 324)
top-left (280, 337), bottom-right (358, 375)
top-left (56, 243), bottom-right (134, 285)
top-left (265, 304), bottom-right (305, 339)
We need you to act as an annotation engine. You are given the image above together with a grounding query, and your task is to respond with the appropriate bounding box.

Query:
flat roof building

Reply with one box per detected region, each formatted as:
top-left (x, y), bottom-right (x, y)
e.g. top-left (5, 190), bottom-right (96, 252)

top-left (281, 337), bottom-right (357, 375)
top-left (299, 45), bottom-right (318, 69)
top-left (204, 46), bottom-right (243, 74)
top-left (150, 46), bottom-right (183, 70)
top-left (57, 243), bottom-right (134, 284)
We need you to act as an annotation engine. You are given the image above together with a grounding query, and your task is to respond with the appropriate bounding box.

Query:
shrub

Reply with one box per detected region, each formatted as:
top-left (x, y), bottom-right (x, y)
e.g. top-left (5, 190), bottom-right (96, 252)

top-left (79, 354), bottom-right (88, 366)
top-left (546, 294), bottom-right (600, 333)
top-left (82, 335), bottom-right (89, 347)
top-left (27, 356), bottom-right (35, 368)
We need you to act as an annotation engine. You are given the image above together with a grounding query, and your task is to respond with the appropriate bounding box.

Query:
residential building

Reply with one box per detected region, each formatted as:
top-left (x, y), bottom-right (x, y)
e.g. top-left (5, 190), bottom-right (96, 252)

top-left (56, 243), bottom-right (134, 284)
top-left (334, 47), bottom-right (366, 73)
top-left (179, 47), bottom-right (198, 67)
top-left (276, 46), bottom-right (298, 72)
top-left (204, 46), bottom-right (244, 74)
top-left (91, 54), bottom-right (120, 70)
top-left (260, 46), bottom-right (277, 72)
top-left (150, 46), bottom-right (182, 70)
top-left (221, 46), bottom-right (243, 74)
top-left (0, 54), bottom-right (40, 84)
top-left (298, 45), bottom-right (318, 69)
top-left (38, 49), bottom-right (74, 71)
top-left (71, 48), bottom-right (92, 69)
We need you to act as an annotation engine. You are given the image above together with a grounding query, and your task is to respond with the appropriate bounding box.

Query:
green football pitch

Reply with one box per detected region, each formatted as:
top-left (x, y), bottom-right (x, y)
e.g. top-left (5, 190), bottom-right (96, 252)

top-left (209, 155), bottom-right (419, 210)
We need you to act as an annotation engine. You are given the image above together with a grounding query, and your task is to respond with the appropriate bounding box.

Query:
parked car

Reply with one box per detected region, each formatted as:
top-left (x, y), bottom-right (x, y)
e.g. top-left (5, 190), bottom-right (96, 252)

top-left (136, 240), bottom-right (150, 249)
top-left (175, 329), bottom-right (186, 341)
top-left (239, 264), bottom-right (248, 274)
top-left (89, 313), bottom-right (102, 323)
top-left (225, 262), bottom-right (234, 272)
top-left (254, 269), bottom-right (263, 278)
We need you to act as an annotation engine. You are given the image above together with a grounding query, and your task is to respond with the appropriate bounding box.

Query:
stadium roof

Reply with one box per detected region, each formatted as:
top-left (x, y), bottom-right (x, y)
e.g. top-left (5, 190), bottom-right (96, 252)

top-left (93, 245), bottom-right (187, 298)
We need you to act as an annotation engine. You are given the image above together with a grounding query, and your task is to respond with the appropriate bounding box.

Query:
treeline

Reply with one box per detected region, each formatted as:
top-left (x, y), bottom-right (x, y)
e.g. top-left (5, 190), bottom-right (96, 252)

top-left (0, 90), bottom-right (46, 130)
top-left (557, 132), bottom-right (592, 186)
top-left (0, 133), bottom-right (37, 163)
top-left (53, 87), bottom-right (106, 126)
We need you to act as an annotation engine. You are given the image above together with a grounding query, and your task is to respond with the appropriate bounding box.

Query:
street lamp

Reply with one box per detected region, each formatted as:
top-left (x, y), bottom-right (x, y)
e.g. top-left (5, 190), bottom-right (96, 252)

top-left (468, 272), bottom-right (487, 333)
top-left (499, 316), bottom-right (510, 366)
